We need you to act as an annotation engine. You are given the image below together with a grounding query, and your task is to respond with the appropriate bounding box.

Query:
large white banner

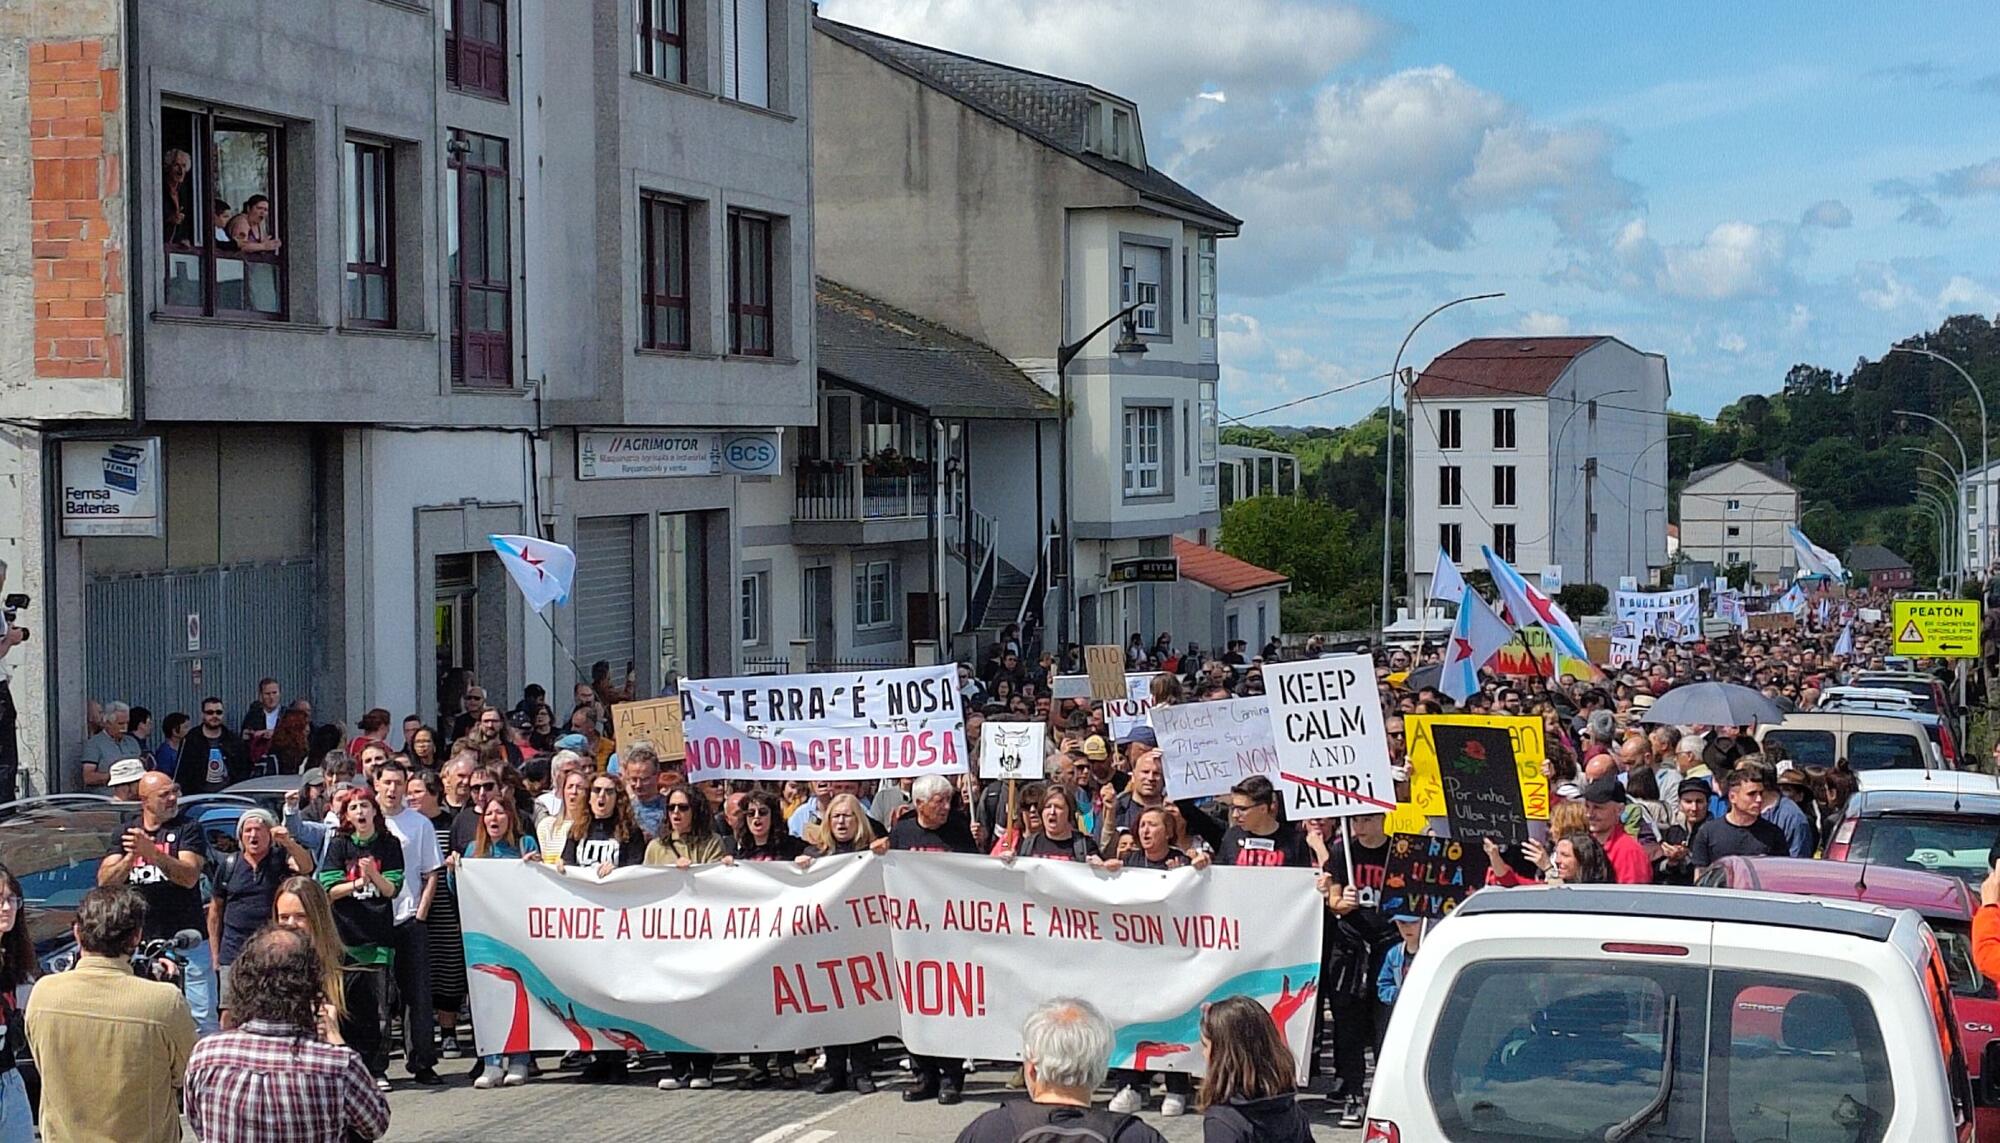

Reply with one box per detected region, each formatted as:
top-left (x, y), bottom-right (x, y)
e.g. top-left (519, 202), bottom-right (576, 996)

top-left (1263, 654), bottom-right (1395, 820)
top-left (679, 665), bottom-right (965, 782)
top-left (1614, 588), bottom-right (1700, 643)
top-left (458, 854), bottom-right (1323, 1076)
top-left (1150, 697), bottom-right (1278, 800)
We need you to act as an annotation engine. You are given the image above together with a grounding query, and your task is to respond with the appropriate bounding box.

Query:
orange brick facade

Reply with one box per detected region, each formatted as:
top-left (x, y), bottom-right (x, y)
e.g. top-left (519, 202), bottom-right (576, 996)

top-left (28, 38), bottom-right (122, 381)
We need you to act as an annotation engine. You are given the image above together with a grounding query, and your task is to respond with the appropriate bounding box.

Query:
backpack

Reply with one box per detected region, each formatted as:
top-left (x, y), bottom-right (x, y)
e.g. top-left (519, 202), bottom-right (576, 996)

top-left (1008, 1102), bottom-right (1139, 1143)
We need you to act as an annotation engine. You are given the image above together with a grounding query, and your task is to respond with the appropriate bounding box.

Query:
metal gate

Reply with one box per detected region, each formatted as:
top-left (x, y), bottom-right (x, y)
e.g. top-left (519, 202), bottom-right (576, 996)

top-left (85, 558), bottom-right (318, 726)
top-left (573, 516), bottom-right (639, 684)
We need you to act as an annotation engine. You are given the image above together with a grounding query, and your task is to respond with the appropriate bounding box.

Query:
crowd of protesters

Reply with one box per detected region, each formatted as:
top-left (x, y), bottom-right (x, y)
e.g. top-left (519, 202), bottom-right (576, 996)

top-left (35, 585), bottom-right (1983, 1134)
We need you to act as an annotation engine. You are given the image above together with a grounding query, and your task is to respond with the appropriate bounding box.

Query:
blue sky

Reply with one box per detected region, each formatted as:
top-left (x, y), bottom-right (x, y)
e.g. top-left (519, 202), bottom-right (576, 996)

top-left (820, 1), bottom-right (2000, 423)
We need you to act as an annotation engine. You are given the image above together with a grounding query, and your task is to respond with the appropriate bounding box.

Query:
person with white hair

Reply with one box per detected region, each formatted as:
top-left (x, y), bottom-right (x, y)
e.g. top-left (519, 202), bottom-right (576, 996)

top-left (207, 807), bottom-right (315, 1024)
top-left (953, 997), bottom-right (1166, 1142)
top-left (890, 772), bottom-right (979, 1103)
top-left (79, 700), bottom-right (140, 789)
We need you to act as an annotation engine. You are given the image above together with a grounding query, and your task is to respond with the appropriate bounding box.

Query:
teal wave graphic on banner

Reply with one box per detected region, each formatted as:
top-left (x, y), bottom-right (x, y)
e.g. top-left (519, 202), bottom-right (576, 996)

top-left (1109, 962), bottom-right (1321, 1067)
top-left (463, 930), bottom-right (702, 1053)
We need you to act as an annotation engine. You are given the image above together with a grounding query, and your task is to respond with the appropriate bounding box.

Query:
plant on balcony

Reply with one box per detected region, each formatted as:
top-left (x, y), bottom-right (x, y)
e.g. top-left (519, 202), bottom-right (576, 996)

top-left (797, 456), bottom-right (840, 476)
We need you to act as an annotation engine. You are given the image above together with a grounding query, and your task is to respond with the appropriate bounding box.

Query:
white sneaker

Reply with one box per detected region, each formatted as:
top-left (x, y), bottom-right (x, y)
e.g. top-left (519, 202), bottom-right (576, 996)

top-left (657, 1075), bottom-right (683, 1091)
top-left (474, 1064), bottom-right (502, 1090)
top-left (688, 1076), bottom-right (713, 1090)
top-left (503, 1060), bottom-right (528, 1086)
top-left (1108, 1085), bottom-right (1143, 1114)
top-left (1161, 1093), bottom-right (1186, 1117)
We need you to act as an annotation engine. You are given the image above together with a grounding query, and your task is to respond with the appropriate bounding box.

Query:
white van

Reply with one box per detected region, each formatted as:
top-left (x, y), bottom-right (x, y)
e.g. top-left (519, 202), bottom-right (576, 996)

top-left (1364, 884), bottom-right (1974, 1142)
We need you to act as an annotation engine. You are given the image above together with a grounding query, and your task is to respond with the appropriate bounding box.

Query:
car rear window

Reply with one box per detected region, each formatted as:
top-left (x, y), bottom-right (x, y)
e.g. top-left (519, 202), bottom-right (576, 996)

top-left (1425, 957), bottom-right (1894, 1142)
top-left (1764, 729), bottom-right (1835, 767)
top-left (1851, 814), bottom-right (2000, 886)
top-left (1848, 732), bottom-right (1925, 771)
top-left (1930, 919), bottom-right (1990, 999)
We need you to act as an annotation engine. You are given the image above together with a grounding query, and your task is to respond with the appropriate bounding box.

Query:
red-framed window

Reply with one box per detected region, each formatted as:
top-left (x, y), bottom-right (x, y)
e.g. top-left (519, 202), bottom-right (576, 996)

top-left (728, 210), bottom-right (773, 356)
top-left (640, 194), bottom-right (691, 350)
top-left (159, 104), bottom-right (287, 320)
top-left (637, 0), bottom-right (687, 84)
top-left (343, 138), bottom-right (393, 327)
top-left (448, 130), bottom-right (511, 388)
top-left (446, 0), bottom-right (507, 100)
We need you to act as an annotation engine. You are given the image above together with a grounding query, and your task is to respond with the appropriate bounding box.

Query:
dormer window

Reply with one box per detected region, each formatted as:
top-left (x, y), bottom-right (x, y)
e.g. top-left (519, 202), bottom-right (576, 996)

top-left (1083, 97), bottom-right (1144, 167)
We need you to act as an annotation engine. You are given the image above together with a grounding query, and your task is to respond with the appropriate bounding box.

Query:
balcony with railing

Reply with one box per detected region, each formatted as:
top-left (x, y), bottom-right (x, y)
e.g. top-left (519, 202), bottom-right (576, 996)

top-left (791, 457), bottom-right (933, 544)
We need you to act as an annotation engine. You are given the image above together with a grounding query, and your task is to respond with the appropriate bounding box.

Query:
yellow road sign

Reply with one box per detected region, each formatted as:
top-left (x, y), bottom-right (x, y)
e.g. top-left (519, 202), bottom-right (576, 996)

top-left (1890, 598), bottom-right (1982, 658)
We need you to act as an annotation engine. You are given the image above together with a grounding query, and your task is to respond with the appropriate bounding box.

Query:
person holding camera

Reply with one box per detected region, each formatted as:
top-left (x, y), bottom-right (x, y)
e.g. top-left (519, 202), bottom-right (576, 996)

top-left (26, 886), bottom-right (197, 1143)
top-left (0, 566), bottom-right (24, 807)
top-left (97, 771), bottom-right (217, 1034)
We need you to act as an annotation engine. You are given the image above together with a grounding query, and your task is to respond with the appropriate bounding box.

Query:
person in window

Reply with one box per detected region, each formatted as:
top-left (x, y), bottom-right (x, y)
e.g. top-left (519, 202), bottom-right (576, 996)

top-left (210, 200), bottom-right (236, 251)
top-left (162, 149), bottom-right (193, 247)
top-left (226, 194), bottom-right (281, 255)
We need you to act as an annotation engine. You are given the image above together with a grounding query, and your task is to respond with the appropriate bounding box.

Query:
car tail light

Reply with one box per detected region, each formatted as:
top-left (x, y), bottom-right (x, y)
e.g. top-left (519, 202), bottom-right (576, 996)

top-left (1603, 942), bottom-right (1690, 956)
top-left (1942, 723), bottom-right (1959, 766)
top-left (1364, 1119), bottom-right (1401, 1143)
top-left (1825, 818), bottom-right (1856, 862)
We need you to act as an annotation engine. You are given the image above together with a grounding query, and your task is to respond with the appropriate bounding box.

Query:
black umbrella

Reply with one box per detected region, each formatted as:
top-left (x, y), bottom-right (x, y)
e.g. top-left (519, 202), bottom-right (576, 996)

top-left (1637, 680), bottom-right (1785, 726)
top-left (1403, 664), bottom-right (1442, 693)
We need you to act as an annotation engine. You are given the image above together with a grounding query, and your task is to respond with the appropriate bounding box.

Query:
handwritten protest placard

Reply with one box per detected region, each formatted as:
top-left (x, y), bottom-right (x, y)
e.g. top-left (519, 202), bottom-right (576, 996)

top-left (1264, 654), bottom-right (1393, 820)
top-left (612, 696), bottom-right (685, 762)
top-left (1379, 834), bottom-right (1482, 919)
top-left (979, 721), bottom-right (1045, 780)
top-left (679, 664), bottom-right (965, 782)
top-left (1150, 697), bottom-right (1278, 800)
top-left (1406, 715), bottom-right (1550, 828)
top-left (1085, 645), bottom-right (1128, 699)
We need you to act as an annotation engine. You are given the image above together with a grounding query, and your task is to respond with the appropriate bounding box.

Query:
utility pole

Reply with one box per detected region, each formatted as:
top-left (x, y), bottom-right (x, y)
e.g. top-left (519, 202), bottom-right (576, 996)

top-left (1583, 457), bottom-right (1597, 584)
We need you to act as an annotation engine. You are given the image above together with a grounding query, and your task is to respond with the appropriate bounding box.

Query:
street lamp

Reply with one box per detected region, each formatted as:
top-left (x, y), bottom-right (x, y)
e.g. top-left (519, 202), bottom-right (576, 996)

top-left (1055, 302), bottom-right (1149, 650)
top-left (1912, 488), bottom-right (1956, 590)
top-left (1912, 455), bottom-right (1965, 591)
top-left (1627, 433), bottom-right (1687, 582)
top-left (1895, 408), bottom-right (1969, 489)
top-left (1550, 386), bottom-right (1637, 585)
top-left (1379, 291), bottom-right (1504, 630)
top-left (1893, 346), bottom-right (1989, 578)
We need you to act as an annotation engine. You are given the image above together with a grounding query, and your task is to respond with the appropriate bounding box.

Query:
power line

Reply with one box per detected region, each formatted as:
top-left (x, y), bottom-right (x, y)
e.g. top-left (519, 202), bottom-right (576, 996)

top-left (1221, 370), bottom-right (1397, 424)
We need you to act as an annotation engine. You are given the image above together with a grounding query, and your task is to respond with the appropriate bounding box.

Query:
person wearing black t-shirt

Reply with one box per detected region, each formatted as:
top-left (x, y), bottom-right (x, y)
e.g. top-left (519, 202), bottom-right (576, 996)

top-left (1217, 776), bottom-right (1312, 868)
top-left (206, 808), bottom-right (314, 1023)
top-left (317, 787), bottom-right (405, 1080)
top-left (1017, 787), bottom-right (1105, 864)
top-left (890, 775), bottom-right (977, 1105)
top-left (729, 788), bottom-right (809, 1088)
top-left (1690, 765), bottom-right (1788, 871)
top-left (1120, 806), bottom-right (1211, 872)
top-left (558, 775), bottom-right (649, 1085)
top-left (1318, 813), bottom-right (1395, 1125)
top-left (97, 771), bottom-right (216, 1033)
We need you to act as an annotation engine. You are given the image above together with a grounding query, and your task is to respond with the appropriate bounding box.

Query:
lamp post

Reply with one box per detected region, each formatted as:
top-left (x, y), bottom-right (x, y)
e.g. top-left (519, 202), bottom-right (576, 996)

top-left (1898, 408), bottom-right (1970, 581)
top-left (1550, 386), bottom-right (1637, 586)
top-left (1055, 302), bottom-right (1149, 651)
top-left (1913, 487), bottom-right (1956, 590)
top-left (1377, 292), bottom-right (1504, 633)
top-left (1893, 347), bottom-right (1989, 579)
top-left (1626, 433), bottom-right (1687, 583)
top-left (1907, 446), bottom-right (1965, 587)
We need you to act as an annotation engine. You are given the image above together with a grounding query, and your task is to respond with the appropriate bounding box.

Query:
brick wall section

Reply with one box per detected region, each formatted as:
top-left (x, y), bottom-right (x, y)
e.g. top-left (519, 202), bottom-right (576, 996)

top-left (28, 38), bottom-right (121, 380)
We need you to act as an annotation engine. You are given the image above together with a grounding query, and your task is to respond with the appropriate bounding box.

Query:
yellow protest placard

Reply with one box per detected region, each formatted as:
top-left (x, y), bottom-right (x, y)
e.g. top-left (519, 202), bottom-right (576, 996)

top-left (1405, 714), bottom-right (1549, 822)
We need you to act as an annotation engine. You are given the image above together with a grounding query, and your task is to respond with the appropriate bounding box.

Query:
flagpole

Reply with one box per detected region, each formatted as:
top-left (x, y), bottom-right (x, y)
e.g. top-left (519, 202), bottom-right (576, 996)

top-left (536, 608), bottom-right (591, 685)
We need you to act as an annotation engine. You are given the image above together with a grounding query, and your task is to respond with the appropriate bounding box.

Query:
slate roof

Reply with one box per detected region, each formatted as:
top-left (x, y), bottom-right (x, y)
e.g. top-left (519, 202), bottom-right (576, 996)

top-left (815, 17), bottom-right (1240, 231)
top-left (1685, 458), bottom-right (1796, 488)
top-left (1410, 337), bottom-right (1610, 399)
top-left (1843, 543), bottom-right (1910, 572)
top-left (1172, 537), bottom-right (1289, 596)
top-left (816, 280), bottom-right (1055, 420)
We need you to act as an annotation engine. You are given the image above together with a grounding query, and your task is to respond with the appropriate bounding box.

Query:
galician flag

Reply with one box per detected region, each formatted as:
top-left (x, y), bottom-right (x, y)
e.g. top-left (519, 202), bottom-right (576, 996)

top-left (1429, 547), bottom-right (1468, 604)
top-left (1482, 545), bottom-right (1591, 662)
top-left (1440, 587), bottom-right (1512, 703)
top-left (489, 534), bottom-right (576, 614)
top-left (1833, 622), bottom-right (1854, 658)
top-left (1788, 525), bottom-right (1847, 582)
top-left (1775, 583), bottom-right (1807, 615)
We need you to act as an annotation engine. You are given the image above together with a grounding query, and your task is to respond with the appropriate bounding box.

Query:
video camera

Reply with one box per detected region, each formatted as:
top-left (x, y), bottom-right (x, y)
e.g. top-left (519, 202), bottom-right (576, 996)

top-left (3, 594), bottom-right (27, 642)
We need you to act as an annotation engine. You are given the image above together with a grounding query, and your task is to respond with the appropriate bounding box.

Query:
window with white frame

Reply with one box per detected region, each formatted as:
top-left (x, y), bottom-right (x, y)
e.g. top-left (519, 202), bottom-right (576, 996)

top-left (1438, 408), bottom-right (1462, 450)
top-left (718, 0), bottom-right (770, 108)
top-left (1493, 523), bottom-right (1517, 563)
top-left (1123, 406), bottom-right (1165, 495)
top-left (1493, 464), bottom-right (1516, 508)
top-left (854, 560), bottom-right (894, 629)
top-left (1493, 407), bottom-right (1516, 449)
top-left (1439, 464), bottom-right (1462, 507)
top-left (1726, 498), bottom-right (1741, 511)
top-left (1121, 243), bottom-right (1164, 334)
top-left (738, 574), bottom-right (762, 645)
top-left (1197, 235), bottom-right (1217, 338)
top-left (1727, 549), bottom-right (1741, 564)
top-left (1440, 522), bottom-right (1462, 562)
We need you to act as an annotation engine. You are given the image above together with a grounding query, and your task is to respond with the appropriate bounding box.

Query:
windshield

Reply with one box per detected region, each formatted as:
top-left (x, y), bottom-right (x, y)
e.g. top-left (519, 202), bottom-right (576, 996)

top-left (1850, 814), bottom-right (2000, 886)
top-left (1763, 729), bottom-right (1834, 767)
top-left (1848, 732), bottom-right (1926, 771)
top-left (1426, 957), bottom-right (1895, 1142)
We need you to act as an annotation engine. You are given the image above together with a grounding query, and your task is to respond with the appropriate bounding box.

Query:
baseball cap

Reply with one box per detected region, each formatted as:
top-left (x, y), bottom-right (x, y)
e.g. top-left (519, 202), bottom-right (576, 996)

top-left (1581, 775), bottom-right (1629, 804)
top-left (300, 767), bottom-right (326, 787)
top-left (1081, 735), bottom-right (1108, 760)
top-left (1390, 912), bottom-right (1422, 923)
top-left (107, 758), bottom-right (145, 787)
top-left (554, 732), bottom-right (590, 752)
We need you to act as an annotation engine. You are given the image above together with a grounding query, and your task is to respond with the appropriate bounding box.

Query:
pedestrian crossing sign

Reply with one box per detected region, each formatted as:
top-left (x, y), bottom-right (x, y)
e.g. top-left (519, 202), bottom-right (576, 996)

top-left (1889, 599), bottom-right (1980, 658)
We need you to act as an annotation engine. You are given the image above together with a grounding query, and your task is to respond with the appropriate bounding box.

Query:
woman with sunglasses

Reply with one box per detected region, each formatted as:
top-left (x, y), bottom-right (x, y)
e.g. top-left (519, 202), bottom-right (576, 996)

top-left (734, 788), bottom-right (805, 1087)
top-left (316, 786), bottom-right (405, 1087)
top-left (535, 766), bottom-right (589, 866)
top-left (559, 776), bottom-right (647, 1083)
top-left (645, 787), bottom-right (729, 1093)
top-left (795, 795), bottom-right (886, 1095)
top-left (448, 797), bottom-right (542, 1088)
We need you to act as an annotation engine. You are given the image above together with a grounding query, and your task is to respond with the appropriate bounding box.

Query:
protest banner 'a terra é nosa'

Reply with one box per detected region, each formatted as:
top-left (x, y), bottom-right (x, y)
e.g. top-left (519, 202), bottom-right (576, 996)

top-left (678, 664), bottom-right (965, 782)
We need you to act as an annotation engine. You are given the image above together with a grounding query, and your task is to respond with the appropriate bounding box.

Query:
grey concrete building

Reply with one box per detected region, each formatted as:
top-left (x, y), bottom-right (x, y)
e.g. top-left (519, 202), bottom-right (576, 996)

top-left (0, 0), bottom-right (814, 789)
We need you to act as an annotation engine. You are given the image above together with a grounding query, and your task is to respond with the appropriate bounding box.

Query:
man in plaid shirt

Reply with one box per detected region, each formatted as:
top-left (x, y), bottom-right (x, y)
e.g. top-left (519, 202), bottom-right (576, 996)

top-left (184, 926), bottom-right (389, 1143)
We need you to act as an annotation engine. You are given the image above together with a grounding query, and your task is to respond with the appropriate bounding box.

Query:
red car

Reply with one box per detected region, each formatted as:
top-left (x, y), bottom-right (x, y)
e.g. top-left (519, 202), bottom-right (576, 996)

top-left (1701, 856), bottom-right (1998, 1138)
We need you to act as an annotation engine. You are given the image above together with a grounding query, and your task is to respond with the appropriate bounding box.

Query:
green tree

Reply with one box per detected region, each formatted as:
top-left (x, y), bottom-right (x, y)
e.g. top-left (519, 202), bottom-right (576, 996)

top-left (1218, 496), bottom-right (1370, 600)
top-left (1555, 583), bottom-right (1609, 616)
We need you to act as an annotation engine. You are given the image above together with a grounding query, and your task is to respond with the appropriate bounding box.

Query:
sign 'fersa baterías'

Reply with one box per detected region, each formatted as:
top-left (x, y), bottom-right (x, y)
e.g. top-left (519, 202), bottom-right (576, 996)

top-left (679, 665), bottom-right (965, 782)
top-left (457, 854), bottom-right (1324, 1078)
top-left (1263, 653), bottom-right (1394, 820)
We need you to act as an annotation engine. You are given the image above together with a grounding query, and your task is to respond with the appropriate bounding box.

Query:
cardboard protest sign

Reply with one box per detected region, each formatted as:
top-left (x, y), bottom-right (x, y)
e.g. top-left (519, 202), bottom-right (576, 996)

top-left (1584, 636), bottom-right (1612, 665)
top-left (1264, 654), bottom-right (1394, 820)
top-left (1149, 697), bottom-right (1277, 800)
top-left (1085, 645), bottom-right (1127, 699)
top-left (979, 721), bottom-right (1044, 780)
top-left (679, 664), bottom-right (965, 782)
top-left (612, 696), bottom-right (687, 762)
top-left (1748, 611), bottom-right (1796, 632)
top-left (1379, 834), bottom-right (1482, 919)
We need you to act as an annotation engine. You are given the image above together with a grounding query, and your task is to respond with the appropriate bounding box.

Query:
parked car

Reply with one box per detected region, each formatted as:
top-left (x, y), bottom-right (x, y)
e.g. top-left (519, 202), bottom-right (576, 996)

top-left (1697, 856), bottom-right (2000, 1139)
top-left (1849, 670), bottom-right (1955, 719)
top-left (1823, 770), bottom-right (2000, 888)
top-left (1816, 692), bottom-right (1963, 769)
top-left (1365, 884), bottom-right (1976, 1141)
top-left (1755, 711), bottom-right (1937, 771)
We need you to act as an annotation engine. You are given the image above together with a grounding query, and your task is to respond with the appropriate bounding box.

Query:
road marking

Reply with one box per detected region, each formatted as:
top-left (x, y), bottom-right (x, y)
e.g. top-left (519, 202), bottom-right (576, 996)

top-left (748, 1094), bottom-right (867, 1143)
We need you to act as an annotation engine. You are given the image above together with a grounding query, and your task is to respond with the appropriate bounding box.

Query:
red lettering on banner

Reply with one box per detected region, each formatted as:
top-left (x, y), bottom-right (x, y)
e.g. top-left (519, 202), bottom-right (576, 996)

top-left (897, 960), bottom-right (986, 1017)
top-left (942, 899), bottom-right (1011, 934)
top-left (790, 904), bottom-right (833, 934)
top-left (639, 906), bottom-right (714, 940)
top-left (689, 736), bottom-right (744, 772)
top-left (724, 906), bottom-right (763, 938)
top-left (1172, 914), bottom-right (1242, 950)
top-left (1111, 912), bottom-right (1164, 946)
top-left (772, 954), bottom-right (897, 1016)
top-left (526, 906), bottom-right (604, 941)
top-left (851, 950), bottom-right (892, 1005)
top-left (771, 964), bottom-right (828, 1015)
top-left (844, 894), bottom-right (923, 930)
top-left (1042, 907), bottom-right (1103, 941)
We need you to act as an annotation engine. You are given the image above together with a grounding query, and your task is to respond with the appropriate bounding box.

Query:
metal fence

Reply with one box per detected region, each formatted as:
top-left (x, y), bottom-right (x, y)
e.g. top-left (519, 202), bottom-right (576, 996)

top-left (738, 655), bottom-right (911, 676)
top-left (85, 558), bottom-right (319, 727)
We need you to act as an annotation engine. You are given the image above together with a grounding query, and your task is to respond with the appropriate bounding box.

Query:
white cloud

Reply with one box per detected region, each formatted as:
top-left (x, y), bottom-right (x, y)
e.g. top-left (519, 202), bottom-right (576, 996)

top-left (1785, 304), bottom-right (1813, 334)
top-left (1799, 199), bottom-right (1852, 229)
top-left (1937, 158), bottom-right (2000, 198)
top-left (1607, 218), bottom-right (1797, 301)
top-left (1852, 263), bottom-right (1997, 316)
top-left (1716, 331), bottom-right (1748, 354)
top-left (1518, 311), bottom-right (1572, 336)
top-left (1939, 275), bottom-right (2000, 313)
top-left (1196, 90), bottom-right (1228, 104)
